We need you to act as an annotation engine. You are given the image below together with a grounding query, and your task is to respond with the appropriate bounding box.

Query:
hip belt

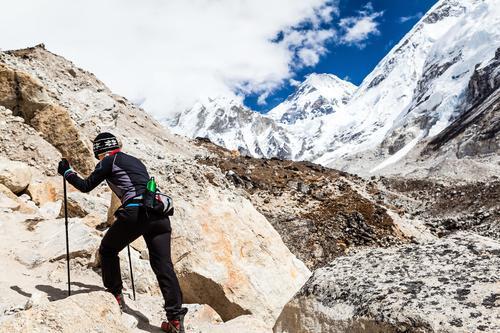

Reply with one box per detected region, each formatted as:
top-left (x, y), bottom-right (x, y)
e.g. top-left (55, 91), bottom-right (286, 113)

top-left (124, 195), bottom-right (143, 207)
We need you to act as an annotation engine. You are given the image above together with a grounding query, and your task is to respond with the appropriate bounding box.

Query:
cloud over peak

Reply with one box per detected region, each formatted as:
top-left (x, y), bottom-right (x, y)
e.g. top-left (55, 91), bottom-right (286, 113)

top-left (399, 12), bottom-right (424, 23)
top-left (339, 2), bottom-right (384, 48)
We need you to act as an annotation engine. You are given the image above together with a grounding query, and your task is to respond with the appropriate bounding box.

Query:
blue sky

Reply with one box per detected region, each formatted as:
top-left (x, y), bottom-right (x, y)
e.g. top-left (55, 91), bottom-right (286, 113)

top-left (245, 0), bottom-right (438, 112)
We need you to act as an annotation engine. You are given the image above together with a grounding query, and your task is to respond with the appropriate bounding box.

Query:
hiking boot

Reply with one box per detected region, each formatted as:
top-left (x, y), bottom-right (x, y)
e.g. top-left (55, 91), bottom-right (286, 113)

top-left (114, 292), bottom-right (125, 311)
top-left (160, 315), bottom-right (185, 333)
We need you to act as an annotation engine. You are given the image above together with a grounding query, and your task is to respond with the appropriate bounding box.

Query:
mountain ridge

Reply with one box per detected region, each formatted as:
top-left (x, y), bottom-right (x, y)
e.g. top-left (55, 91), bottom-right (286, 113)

top-left (165, 0), bottom-right (499, 181)
top-left (267, 73), bottom-right (357, 125)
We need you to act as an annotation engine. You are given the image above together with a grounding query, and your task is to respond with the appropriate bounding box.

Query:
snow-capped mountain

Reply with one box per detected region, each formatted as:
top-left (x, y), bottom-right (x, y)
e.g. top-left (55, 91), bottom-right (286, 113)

top-left (166, 74), bottom-right (357, 159)
top-left (166, 97), bottom-right (294, 158)
top-left (426, 47), bottom-right (500, 157)
top-left (267, 73), bottom-right (357, 125)
top-left (165, 0), bottom-right (500, 178)
top-left (311, 0), bottom-right (496, 168)
top-left (306, 0), bottom-right (499, 173)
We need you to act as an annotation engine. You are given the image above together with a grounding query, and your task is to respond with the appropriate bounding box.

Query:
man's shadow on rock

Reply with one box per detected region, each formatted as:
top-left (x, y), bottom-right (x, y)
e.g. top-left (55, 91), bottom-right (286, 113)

top-left (35, 282), bottom-right (104, 301)
top-left (10, 282), bottom-right (103, 301)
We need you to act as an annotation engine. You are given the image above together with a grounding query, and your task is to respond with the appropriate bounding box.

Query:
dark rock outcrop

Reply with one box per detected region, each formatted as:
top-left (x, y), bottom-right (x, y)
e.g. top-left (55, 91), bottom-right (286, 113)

top-left (425, 48), bottom-right (500, 158)
top-left (274, 232), bottom-right (500, 333)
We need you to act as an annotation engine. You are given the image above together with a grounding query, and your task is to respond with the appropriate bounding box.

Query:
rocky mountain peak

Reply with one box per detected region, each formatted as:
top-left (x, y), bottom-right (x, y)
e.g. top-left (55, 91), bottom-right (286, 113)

top-left (422, 0), bottom-right (473, 24)
top-left (165, 0), bottom-right (499, 181)
top-left (267, 73), bottom-right (357, 125)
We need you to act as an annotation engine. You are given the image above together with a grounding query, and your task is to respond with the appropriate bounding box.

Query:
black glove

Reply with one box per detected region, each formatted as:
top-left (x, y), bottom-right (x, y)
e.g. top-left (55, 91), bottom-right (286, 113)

top-left (58, 158), bottom-right (71, 176)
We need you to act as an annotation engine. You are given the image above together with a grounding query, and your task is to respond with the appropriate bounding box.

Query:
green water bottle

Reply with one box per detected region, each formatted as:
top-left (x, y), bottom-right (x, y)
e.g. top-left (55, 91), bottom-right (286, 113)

top-left (145, 177), bottom-right (157, 208)
top-left (147, 177), bottom-right (157, 192)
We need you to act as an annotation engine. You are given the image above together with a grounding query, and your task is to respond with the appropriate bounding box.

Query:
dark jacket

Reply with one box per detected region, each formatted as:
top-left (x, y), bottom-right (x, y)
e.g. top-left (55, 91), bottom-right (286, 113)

top-left (65, 152), bottom-right (149, 204)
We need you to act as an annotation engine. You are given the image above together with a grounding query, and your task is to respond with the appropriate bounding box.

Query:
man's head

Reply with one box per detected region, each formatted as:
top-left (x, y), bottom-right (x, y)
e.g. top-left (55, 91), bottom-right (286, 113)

top-left (93, 132), bottom-right (120, 160)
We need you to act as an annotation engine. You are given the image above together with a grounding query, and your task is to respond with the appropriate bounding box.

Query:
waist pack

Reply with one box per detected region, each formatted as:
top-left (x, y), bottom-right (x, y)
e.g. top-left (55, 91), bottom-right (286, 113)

top-left (143, 189), bottom-right (174, 216)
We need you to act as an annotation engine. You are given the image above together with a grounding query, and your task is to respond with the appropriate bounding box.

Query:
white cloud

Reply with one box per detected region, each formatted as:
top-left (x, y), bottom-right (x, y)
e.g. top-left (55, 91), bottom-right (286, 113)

top-left (399, 12), bottom-right (423, 23)
top-left (0, 0), bottom-right (338, 116)
top-left (339, 2), bottom-right (383, 48)
top-left (257, 92), bottom-right (271, 105)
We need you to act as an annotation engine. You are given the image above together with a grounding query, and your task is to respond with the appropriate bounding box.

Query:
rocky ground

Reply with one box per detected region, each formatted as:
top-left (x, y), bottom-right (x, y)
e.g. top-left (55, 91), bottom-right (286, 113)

top-left (195, 138), bottom-right (408, 270)
top-left (0, 45), bottom-right (498, 333)
top-left (379, 177), bottom-right (500, 240)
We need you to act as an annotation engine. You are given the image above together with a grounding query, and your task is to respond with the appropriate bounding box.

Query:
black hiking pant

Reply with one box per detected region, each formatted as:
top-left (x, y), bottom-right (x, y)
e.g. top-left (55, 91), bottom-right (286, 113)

top-left (99, 205), bottom-right (187, 320)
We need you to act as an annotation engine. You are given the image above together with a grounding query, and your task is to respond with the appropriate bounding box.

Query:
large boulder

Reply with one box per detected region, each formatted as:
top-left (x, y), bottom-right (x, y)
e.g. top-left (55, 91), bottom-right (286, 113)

top-left (0, 291), bottom-right (129, 333)
top-left (171, 185), bottom-right (311, 323)
top-left (0, 158), bottom-right (32, 194)
top-left (274, 232), bottom-right (500, 333)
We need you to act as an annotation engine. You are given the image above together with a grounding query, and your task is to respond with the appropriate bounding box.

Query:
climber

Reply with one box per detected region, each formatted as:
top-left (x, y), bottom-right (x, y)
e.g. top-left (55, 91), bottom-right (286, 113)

top-left (57, 132), bottom-right (187, 333)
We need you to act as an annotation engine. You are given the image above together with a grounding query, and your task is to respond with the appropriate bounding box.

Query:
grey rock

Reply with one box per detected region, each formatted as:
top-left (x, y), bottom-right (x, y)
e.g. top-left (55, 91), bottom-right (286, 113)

top-left (275, 232), bottom-right (500, 333)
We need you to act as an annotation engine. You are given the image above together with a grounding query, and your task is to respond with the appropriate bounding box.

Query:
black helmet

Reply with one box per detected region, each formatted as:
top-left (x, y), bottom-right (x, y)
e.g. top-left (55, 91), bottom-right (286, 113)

top-left (93, 132), bottom-right (120, 158)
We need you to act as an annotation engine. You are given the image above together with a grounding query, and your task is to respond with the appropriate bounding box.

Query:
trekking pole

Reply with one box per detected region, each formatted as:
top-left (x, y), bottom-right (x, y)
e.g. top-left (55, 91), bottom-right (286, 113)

top-left (127, 245), bottom-right (136, 300)
top-left (63, 177), bottom-right (71, 296)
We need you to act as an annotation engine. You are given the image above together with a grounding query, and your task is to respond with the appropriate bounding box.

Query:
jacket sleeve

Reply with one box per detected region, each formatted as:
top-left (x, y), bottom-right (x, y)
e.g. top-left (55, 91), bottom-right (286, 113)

top-left (64, 156), bottom-right (113, 193)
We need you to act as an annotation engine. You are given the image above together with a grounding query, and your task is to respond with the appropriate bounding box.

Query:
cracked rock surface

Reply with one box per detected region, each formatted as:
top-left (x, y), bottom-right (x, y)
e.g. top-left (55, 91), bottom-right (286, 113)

top-left (275, 232), bottom-right (500, 333)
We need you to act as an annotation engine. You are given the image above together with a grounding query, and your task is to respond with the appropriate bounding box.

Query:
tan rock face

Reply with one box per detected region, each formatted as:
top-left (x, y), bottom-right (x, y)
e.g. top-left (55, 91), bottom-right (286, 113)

top-left (30, 104), bottom-right (95, 175)
top-left (0, 65), bottom-right (17, 111)
top-left (27, 179), bottom-right (58, 206)
top-left (0, 192), bottom-right (20, 211)
top-left (0, 64), bottom-right (94, 175)
top-left (14, 217), bottom-right (101, 268)
top-left (82, 213), bottom-right (106, 229)
top-left (172, 186), bottom-right (310, 323)
top-left (12, 69), bottom-right (52, 121)
top-left (0, 291), bottom-right (129, 333)
top-left (0, 158), bottom-right (32, 194)
top-left (0, 106), bottom-right (61, 176)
